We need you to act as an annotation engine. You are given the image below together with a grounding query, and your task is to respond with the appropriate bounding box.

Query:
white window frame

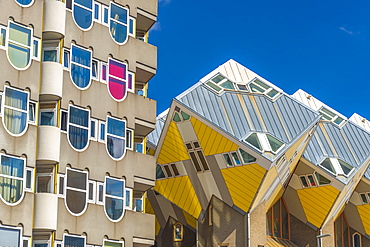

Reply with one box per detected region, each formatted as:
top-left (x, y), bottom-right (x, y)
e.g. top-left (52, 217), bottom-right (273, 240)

top-left (28, 101), bottom-right (36, 125)
top-left (63, 234), bottom-right (86, 247)
top-left (32, 37), bottom-right (41, 61)
top-left (93, 2), bottom-right (102, 23)
top-left (39, 102), bottom-right (57, 126)
top-left (90, 118), bottom-right (98, 141)
top-left (104, 176), bottom-right (126, 222)
top-left (57, 174), bottom-right (65, 198)
top-left (63, 48), bottom-right (70, 70)
top-left (101, 5), bottom-right (109, 27)
top-left (0, 224), bottom-right (23, 246)
top-left (92, 59), bottom-right (99, 80)
top-left (33, 239), bottom-right (51, 247)
top-left (125, 187), bottom-right (133, 210)
top-left (87, 180), bottom-right (96, 203)
top-left (67, 104), bottom-right (91, 152)
top-left (318, 157), bottom-right (354, 177)
top-left (134, 194), bottom-right (144, 213)
top-left (352, 232), bottom-right (362, 247)
top-left (24, 167), bottom-right (34, 192)
top-left (0, 25), bottom-right (6, 50)
top-left (127, 71), bottom-right (135, 93)
top-left (126, 129), bottom-right (133, 150)
top-left (23, 236), bottom-right (31, 247)
top-left (64, 167), bottom-right (89, 216)
top-left (0, 91), bottom-right (2, 116)
top-left (60, 109), bottom-right (68, 133)
top-left (98, 120), bottom-right (106, 143)
top-left (55, 240), bottom-right (63, 247)
top-left (36, 165), bottom-right (54, 193)
top-left (248, 77), bottom-right (280, 99)
top-left (100, 62), bottom-right (108, 83)
top-left (96, 181), bottom-right (104, 205)
top-left (103, 239), bottom-right (124, 247)
top-left (42, 40), bottom-right (60, 63)
top-left (0, 153), bottom-right (26, 206)
top-left (244, 132), bottom-right (285, 154)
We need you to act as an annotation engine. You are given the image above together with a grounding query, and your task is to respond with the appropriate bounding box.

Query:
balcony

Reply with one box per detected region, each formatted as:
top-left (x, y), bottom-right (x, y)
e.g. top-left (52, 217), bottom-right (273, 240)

top-left (37, 125), bottom-right (61, 164)
top-left (40, 62), bottom-right (63, 101)
top-left (132, 39), bottom-right (157, 83)
top-left (34, 193), bottom-right (58, 230)
top-left (43, 0), bottom-right (66, 39)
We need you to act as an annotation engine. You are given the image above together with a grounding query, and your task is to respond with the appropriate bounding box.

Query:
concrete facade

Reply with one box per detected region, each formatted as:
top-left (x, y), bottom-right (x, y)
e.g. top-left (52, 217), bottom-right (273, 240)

top-left (0, 0), bottom-right (157, 246)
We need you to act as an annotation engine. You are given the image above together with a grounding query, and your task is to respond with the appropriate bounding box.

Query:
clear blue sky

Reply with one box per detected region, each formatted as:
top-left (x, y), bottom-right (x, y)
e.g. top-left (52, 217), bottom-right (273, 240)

top-left (149, 0), bottom-right (370, 120)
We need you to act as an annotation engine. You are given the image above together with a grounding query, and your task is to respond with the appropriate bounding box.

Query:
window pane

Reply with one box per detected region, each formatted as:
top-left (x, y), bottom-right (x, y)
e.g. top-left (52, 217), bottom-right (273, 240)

top-left (59, 176), bottom-right (64, 195)
top-left (125, 189), bottom-right (131, 207)
top-left (0, 177), bottom-right (23, 203)
top-left (3, 109), bottom-right (27, 135)
top-left (110, 21), bottom-right (128, 44)
top-left (5, 87), bottom-right (28, 110)
top-left (88, 182), bottom-right (94, 200)
top-left (197, 150), bottom-right (209, 170)
top-left (360, 194), bottom-right (368, 204)
top-left (100, 123), bottom-right (105, 140)
top-left (266, 207), bottom-right (273, 236)
top-left (8, 43), bottom-right (30, 69)
top-left (37, 175), bottom-right (52, 193)
top-left (69, 106), bottom-right (89, 127)
top-left (66, 189), bottom-right (86, 214)
top-left (26, 169), bottom-right (32, 189)
top-left (171, 164), bottom-right (180, 176)
top-left (281, 201), bottom-right (289, 239)
top-left (354, 234), bottom-right (361, 247)
top-left (107, 135), bottom-right (125, 159)
top-left (189, 152), bottom-right (202, 172)
top-left (205, 81), bottom-right (222, 92)
top-left (273, 200), bottom-right (280, 237)
top-left (320, 159), bottom-right (336, 174)
top-left (66, 169), bottom-right (86, 190)
top-left (0, 227), bottom-right (20, 247)
top-left (110, 4), bottom-right (128, 24)
top-left (105, 197), bottom-right (123, 220)
top-left (104, 241), bottom-right (122, 247)
top-left (163, 165), bottom-right (172, 177)
top-left (135, 198), bottom-right (142, 212)
top-left (173, 112), bottom-right (181, 122)
top-left (33, 40), bottom-right (39, 58)
top-left (238, 148), bottom-right (256, 163)
top-left (106, 178), bottom-right (123, 197)
top-left (90, 120), bottom-right (96, 138)
top-left (245, 133), bottom-right (262, 151)
top-left (94, 3), bottom-right (100, 19)
top-left (314, 172), bottom-right (331, 185)
top-left (220, 80), bottom-right (234, 90)
top-left (61, 111), bottom-right (68, 131)
top-left (0, 156), bottom-right (24, 177)
top-left (300, 176), bottom-right (309, 188)
top-left (307, 175), bottom-right (316, 187)
top-left (43, 50), bottom-right (57, 62)
top-left (0, 28), bottom-right (6, 46)
top-left (40, 111), bottom-right (55, 126)
top-left (231, 152), bottom-right (241, 165)
top-left (64, 235), bottom-right (85, 247)
top-left (212, 75), bottom-right (225, 83)
top-left (75, 0), bottom-right (92, 8)
top-left (223, 154), bottom-right (233, 167)
top-left (338, 160), bottom-right (353, 175)
top-left (9, 22), bottom-right (31, 46)
top-left (107, 117), bottom-right (125, 137)
top-left (156, 164), bottom-right (165, 179)
top-left (73, 5), bottom-right (93, 30)
top-left (266, 134), bottom-right (284, 152)
top-left (68, 125), bottom-right (89, 150)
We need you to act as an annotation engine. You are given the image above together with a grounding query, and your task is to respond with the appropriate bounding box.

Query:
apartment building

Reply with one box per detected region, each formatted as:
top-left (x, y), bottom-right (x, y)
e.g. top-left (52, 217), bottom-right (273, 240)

top-left (0, 0), bottom-right (157, 246)
top-left (147, 59), bottom-right (370, 247)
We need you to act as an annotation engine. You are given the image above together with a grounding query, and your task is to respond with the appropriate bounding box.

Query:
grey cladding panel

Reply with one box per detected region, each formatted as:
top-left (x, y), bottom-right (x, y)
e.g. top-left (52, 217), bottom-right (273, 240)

top-left (147, 119), bottom-right (165, 146)
top-left (304, 134), bottom-right (325, 165)
top-left (324, 123), bottom-right (357, 166)
top-left (221, 93), bottom-right (250, 139)
top-left (254, 95), bottom-right (288, 143)
top-left (342, 122), bottom-right (370, 166)
top-left (315, 126), bottom-right (334, 157)
top-left (242, 95), bottom-right (263, 132)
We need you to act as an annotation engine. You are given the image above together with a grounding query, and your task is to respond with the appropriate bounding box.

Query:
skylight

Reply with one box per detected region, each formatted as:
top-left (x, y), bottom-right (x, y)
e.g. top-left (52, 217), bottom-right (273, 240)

top-left (204, 73), bottom-right (235, 93)
top-left (244, 132), bottom-right (285, 154)
top-left (248, 78), bottom-right (280, 99)
top-left (319, 158), bottom-right (354, 177)
top-left (318, 107), bottom-right (345, 126)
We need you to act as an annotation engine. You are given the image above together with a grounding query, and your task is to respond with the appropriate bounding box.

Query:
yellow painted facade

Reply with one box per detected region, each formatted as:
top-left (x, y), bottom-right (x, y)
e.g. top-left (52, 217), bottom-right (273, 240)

top-left (357, 204), bottom-right (370, 235)
top-left (190, 117), bottom-right (238, 156)
top-left (157, 121), bottom-right (190, 165)
top-left (297, 186), bottom-right (339, 228)
top-left (183, 210), bottom-right (197, 229)
top-left (221, 164), bottom-right (266, 212)
top-left (154, 176), bottom-right (202, 218)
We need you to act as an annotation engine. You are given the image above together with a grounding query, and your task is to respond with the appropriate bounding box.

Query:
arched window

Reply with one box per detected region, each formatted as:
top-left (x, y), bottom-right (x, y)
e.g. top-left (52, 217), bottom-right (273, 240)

top-left (109, 2), bottom-right (129, 45)
top-left (266, 198), bottom-right (289, 239)
top-left (70, 44), bottom-right (92, 90)
top-left (353, 233), bottom-right (362, 247)
top-left (64, 168), bottom-right (88, 216)
top-left (0, 154), bottom-right (25, 205)
top-left (2, 86), bottom-right (29, 136)
top-left (14, 0), bottom-right (34, 7)
top-left (107, 57), bottom-right (128, 102)
top-left (6, 21), bottom-right (32, 70)
top-left (335, 213), bottom-right (350, 247)
top-left (173, 222), bottom-right (183, 241)
top-left (67, 105), bottom-right (90, 151)
top-left (106, 116), bottom-right (126, 160)
top-left (104, 176), bottom-right (125, 221)
top-left (72, 0), bottom-right (93, 30)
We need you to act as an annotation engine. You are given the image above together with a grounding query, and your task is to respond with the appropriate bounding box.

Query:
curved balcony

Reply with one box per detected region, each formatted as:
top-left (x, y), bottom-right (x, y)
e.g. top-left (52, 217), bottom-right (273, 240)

top-left (43, 0), bottom-right (66, 39)
top-left (34, 193), bottom-right (58, 230)
top-left (40, 62), bottom-right (63, 101)
top-left (37, 125), bottom-right (61, 164)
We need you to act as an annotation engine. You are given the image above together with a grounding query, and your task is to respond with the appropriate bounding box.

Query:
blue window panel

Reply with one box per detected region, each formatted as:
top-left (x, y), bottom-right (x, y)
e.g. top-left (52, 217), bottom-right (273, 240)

top-left (129, 19), bottom-right (134, 35)
top-left (107, 135), bottom-right (125, 159)
top-left (109, 2), bottom-right (129, 44)
top-left (106, 178), bottom-right (123, 197)
top-left (15, 0), bottom-right (34, 7)
top-left (94, 3), bottom-right (100, 20)
top-left (0, 227), bottom-right (20, 247)
top-left (67, 105), bottom-right (90, 151)
top-left (105, 177), bottom-right (125, 221)
top-left (2, 87), bottom-right (28, 136)
top-left (72, 0), bottom-right (93, 30)
top-left (64, 236), bottom-right (85, 247)
top-left (70, 45), bottom-right (92, 89)
top-left (100, 122), bottom-right (105, 140)
top-left (103, 8), bottom-right (109, 24)
top-left (0, 155), bottom-right (24, 204)
top-left (107, 117), bottom-right (125, 137)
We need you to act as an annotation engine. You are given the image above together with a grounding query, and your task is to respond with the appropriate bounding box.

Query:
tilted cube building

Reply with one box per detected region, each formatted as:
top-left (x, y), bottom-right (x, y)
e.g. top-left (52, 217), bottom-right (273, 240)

top-left (148, 59), bottom-right (370, 247)
top-left (0, 0), bottom-right (157, 246)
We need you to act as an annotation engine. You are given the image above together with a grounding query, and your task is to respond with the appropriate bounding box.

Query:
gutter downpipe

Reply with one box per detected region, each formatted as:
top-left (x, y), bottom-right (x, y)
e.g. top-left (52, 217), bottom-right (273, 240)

top-left (247, 212), bottom-right (251, 247)
top-left (316, 231), bottom-right (330, 247)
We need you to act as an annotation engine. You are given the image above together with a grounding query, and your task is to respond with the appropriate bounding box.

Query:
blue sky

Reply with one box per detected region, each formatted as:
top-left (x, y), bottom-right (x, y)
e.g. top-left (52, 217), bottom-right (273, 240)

top-left (149, 0), bottom-right (370, 120)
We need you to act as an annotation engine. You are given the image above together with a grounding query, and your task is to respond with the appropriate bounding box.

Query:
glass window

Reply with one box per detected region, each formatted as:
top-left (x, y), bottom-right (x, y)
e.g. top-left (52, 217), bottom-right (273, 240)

top-left (129, 18), bottom-right (134, 35)
top-left (97, 182), bottom-right (104, 204)
top-left (94, 2), bottom-right (101, 21)
top-left (7, 22), bottom-right (32, 70)
top-left (70, 44), bottom-right (92, 89)
top-left (108, 58), bottom-right (128, 101)
top-left (88, 180), bottom-right (95, 202)
top-left (25, 168), bottom-right (32, 190)
top-left (245, 133), bottom-right (262, 151)
top-left (39, 102), bottom-right (57, 126)
top-left (173, 223), bottom-right (183, 241)
top-left (238, 148), bottom-right (256, 163)
top-left (360, 193), bottom-right (368, 204)
top-left (72, 0), bottom-right (93, 30)
top-left (249, 78), bottom-right (280, 99)
top-left (32, 38), bottom-right (40, 60)
top-left (67, 105), bottom-right (90, 151)
top-left (36, 165), bottom-right (54, 193)
top-left (171, 164), bottom-right (180, 176)
top-left (320, 158), bottom-right (336, 175)
top-left (63, 48), bottom-right (70, 69)
top-left (100, 62), bottom-right (107, 83)
top-left (102, 5), bottom-right (109, 25)
top-left (104, 240), bottom-right (123, 247)
top-left (0, 26), bottom-right (6, 47)
top-left (353, 233), bottom-right (362, 247)
top-left (28, 102), bottom-right (36, 123)
top-left (0, 226), bottom-right (21, 247)
top-left (126, 129), bottom-right (133, 150)
top-left (163, 165), bottom-right (172, 177)
top-left (300, 176), bottom-right (309, 188)
top-left (2, 86), bottom-right (29, 136)
top-left (15, 0), bottom-right (34, 6)
top-left (125, 188), bottom-right (132, 209)
top-left (64, 235), bottom-right (85, 247)
top-left (42, 40), bottom-right (59, 62)
top-left (92, 59), bottom-right (99, 79)
top-left (109, 2), bottom-right (129, 44)
top-left (105, 177), bottom-right (125, 221)
top-left (60, 110), bottom-right (68, 131)
top-left (306, 175), bottom-right (317, 187)
top-left (66, 0), bottom-right (72, 9)
top-left (338, 159), bottom-right (353, 176)
top-left (156, 164), bottom-right (165, 179)
top-left (65, 168), bottom-right (88, 216)
top-left (230, 152), bottom-right (241, 165)
top-left (223, 153), bottom-right (233, 167)
top-left (266, 134), bottom-right (284, 153)
top-left (127, 72), bottom-right (134, 92)
top-left (99, 121), bottom-right (106, 142)
top-left (314, 172), bottom-right (331, 185)
top-left (266, 198), bottom-right (289, 239)
top-left (204, 73), bottom-right (235, 93)
top-left (0, 154), bottom-right (25, 204)
top-left (58, 174), bottom-right (65, 196)
top-left (106, 116), bottom-right (126, 160)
